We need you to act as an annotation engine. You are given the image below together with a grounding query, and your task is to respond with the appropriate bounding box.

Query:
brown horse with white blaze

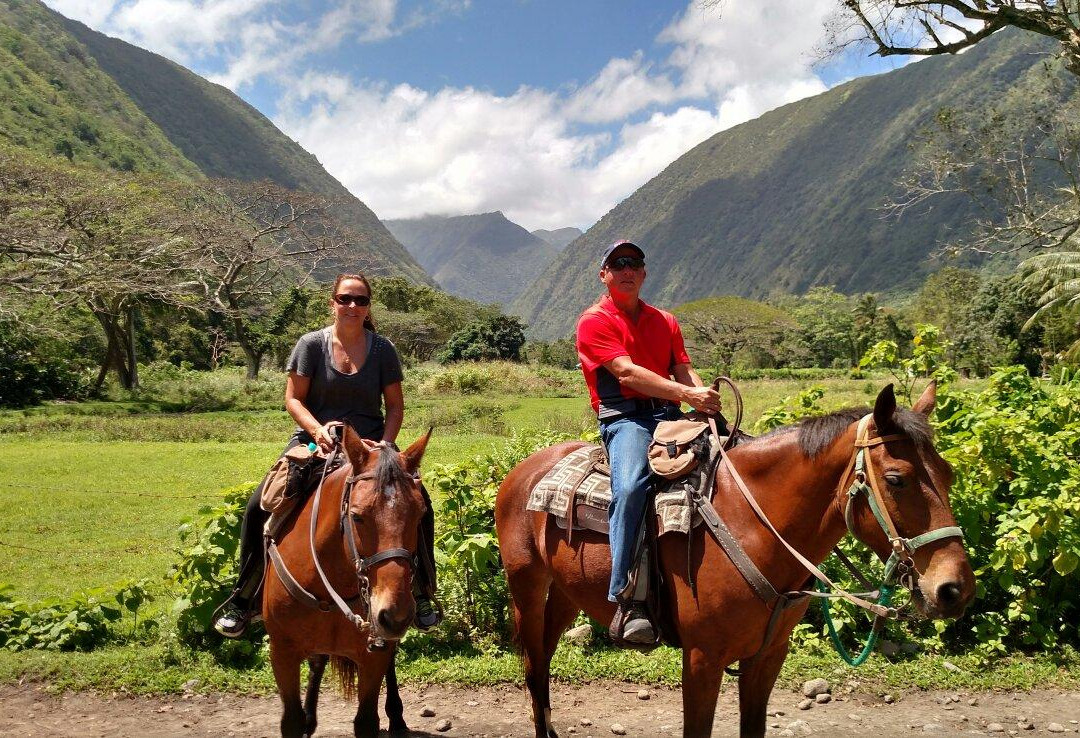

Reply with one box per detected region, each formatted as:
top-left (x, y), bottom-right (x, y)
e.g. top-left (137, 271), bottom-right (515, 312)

top-left (264, 427), bottom-right (430, 738)
top-left (495, 383), bottom-right (975, 738)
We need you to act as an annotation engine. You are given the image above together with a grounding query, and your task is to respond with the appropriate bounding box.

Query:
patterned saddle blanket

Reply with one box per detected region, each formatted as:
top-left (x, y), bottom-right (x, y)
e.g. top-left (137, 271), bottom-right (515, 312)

top-left (525, 441), bottom-right (717, 536)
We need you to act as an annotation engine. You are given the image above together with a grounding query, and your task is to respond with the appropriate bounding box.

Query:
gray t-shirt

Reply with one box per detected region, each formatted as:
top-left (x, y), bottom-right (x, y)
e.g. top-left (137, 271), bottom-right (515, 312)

top-left (286, 327), bottom-right (404, 440)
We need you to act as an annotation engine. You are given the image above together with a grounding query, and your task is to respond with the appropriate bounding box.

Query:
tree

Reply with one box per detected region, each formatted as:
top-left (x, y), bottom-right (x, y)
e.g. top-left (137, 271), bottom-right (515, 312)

top-left (439, 315), bottom-right (527, 363)
top-left (673, 296), bottom-right (795, 374)
top-left (0, 148), bottom-right (199, 389)
top-left (1020, 242), bottom-right (1080, 359)
top-left (773, 287), bottom-right (860, 368)
top-left (893, 68), bottom-right (1080, 255)
top-left (184, 180), bottom-right (351, 379)
top-left (371, 276), bottom-right (502, 361)
top-left (823, 1), bottom-right (1080, 77)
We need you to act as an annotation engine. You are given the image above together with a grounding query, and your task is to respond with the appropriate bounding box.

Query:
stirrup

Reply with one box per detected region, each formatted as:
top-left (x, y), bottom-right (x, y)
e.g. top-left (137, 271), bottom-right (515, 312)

top-left (414, 594), bottom-right (444, 632)
top-left (609, 601), bottom-right (659, 651)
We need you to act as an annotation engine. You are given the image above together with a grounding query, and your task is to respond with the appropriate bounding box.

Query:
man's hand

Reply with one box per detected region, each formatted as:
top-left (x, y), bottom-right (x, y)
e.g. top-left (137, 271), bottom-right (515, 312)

top-left (683, 385), bottom-right (722, 415)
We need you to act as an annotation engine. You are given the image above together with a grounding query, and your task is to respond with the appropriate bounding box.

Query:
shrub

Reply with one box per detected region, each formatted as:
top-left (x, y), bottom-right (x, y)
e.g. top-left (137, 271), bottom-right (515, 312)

top-left (428, 430), bottom-right (580, 641)
top-left (934, 366), bottom-right (1080, 653)
top-left (0, 317), bottom-right (88, 408)
top-left (0, 581), bottom-right (154, 651)
top-left (438, 315), bottom-right (527, 363)
top-left (168, 483), bottom-right (259, 664)
top-left (752, 365), bottom-right (1080, 655)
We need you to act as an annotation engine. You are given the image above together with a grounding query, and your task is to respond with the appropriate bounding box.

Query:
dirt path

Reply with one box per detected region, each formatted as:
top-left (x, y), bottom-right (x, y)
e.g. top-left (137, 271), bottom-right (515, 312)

top-left (2, 682), bottom-right (1079, 737)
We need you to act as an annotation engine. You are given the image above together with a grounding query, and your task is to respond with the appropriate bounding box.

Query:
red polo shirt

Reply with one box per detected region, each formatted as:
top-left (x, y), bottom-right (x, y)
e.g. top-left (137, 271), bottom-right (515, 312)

top-left (576, 294), bottom-right (691, 418)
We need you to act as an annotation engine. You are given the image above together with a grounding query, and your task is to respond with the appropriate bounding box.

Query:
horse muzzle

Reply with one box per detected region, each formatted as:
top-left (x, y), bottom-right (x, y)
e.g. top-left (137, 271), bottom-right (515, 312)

top-left (370, 596), bottom-right (415, 643)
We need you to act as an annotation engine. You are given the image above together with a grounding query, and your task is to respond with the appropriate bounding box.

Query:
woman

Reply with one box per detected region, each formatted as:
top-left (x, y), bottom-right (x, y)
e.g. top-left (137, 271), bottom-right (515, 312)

top-left (214, 273), bottom-right (440, 637)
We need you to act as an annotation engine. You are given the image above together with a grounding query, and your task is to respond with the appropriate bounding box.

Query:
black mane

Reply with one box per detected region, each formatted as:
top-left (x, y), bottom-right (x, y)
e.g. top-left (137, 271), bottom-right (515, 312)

top-left (373, 445), bottom-right (414, 494)
top-left (756, 406), bottom-right (935, 458)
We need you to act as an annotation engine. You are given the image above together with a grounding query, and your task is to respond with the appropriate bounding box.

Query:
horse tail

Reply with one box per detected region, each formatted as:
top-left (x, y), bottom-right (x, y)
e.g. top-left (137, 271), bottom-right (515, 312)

top-left (329, 655), bottom-right (358, 698)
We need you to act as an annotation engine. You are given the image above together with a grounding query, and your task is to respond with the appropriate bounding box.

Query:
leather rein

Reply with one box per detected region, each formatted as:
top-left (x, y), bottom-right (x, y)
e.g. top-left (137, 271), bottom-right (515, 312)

top-left (690, 379), bottom-right (964, 659)
top-left (267, 443), bottom-right (418, 651)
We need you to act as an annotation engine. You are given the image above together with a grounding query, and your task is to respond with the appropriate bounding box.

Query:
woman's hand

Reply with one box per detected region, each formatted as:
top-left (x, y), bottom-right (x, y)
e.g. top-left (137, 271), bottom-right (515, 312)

top-left (312, 422), bottom-right (340, 452)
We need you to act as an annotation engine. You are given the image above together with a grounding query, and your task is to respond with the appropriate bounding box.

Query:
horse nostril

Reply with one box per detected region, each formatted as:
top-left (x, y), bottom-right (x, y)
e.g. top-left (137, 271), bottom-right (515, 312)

top-left (377, 608), bottom-right (395, 633)
top-left (936, 582), bottom-right (962, 607)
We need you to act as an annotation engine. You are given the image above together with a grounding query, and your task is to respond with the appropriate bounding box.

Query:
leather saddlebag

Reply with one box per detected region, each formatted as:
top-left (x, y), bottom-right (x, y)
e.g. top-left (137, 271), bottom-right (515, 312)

top-left (259, 444), bottom-right (317, 513)
top-left (648, 416), bottom-right (710, 479)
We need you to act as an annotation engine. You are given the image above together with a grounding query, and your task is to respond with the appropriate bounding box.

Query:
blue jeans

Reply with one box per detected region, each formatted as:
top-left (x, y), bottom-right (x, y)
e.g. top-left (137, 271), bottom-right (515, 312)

top-left (600, 406), bottom-right (678, 602)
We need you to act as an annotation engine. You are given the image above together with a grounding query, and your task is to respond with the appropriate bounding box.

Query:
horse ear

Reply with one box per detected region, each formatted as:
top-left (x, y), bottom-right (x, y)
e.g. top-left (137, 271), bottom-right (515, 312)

top-left (342, 426), bottom-right (369, 468)
top-left (912, 380), bottom-right (937, 416)
top-left (873, 384), bottom-right (897, 431)
top-left (401, 428), bottom-right (433, 474)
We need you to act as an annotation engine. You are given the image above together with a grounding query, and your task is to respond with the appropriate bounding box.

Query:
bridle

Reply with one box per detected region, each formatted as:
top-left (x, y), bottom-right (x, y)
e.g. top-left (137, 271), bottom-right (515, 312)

top-left (268, 442), bottom-right (421, 651)
top-left (308, 449), bottom-right (418, 632)
top-left (837, 415), bottom-right (965, 589)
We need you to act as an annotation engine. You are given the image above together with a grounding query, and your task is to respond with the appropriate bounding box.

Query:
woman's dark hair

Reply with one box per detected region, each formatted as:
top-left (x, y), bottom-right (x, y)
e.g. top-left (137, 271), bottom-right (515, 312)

top-left (332, 273), bottom-right (376, 332)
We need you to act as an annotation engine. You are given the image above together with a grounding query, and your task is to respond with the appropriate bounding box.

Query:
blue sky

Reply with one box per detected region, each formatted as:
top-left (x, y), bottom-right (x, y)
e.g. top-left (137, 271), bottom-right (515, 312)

top-left (45, 0), bottom-right (901, 231)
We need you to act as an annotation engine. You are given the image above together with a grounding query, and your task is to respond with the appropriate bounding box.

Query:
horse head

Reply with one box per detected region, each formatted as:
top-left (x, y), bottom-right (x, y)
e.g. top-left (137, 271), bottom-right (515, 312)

top-left (842, 382), bottom-right (975, 620)
top-left (341, 427), bottom-right (431, 642)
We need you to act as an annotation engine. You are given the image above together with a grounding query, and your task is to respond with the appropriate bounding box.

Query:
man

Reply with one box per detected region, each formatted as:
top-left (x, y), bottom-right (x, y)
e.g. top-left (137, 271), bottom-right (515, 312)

top-left (576, 239), bottom-right (721, 644)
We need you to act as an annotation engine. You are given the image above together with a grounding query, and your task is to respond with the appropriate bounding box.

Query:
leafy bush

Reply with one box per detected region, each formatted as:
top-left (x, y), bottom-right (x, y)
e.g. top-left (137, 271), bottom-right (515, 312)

top-left (752, 364), bottom-right (1080, 656)
top-left (407, 361), bottom-right (580, 398)
top-left (438, 315), bottom-right (527, 363)
top-left (0, 317), bottom-right (88, 408)
top-left (414, 399), bottom-right (509, 435)
top-left (753, 386), bottom-right (826, 433)
top-left (935, 366), bottom-right (1080, 653)
top-left (0, 581), bottom-right (153, 651)
top-left (428, 431), bottom-right (580, 641)
top-left (120, 363), bottom-right (283, 411)
top-left (860, 323), bottom-right (956, 402)
top-left (168, 483), bottom-right (259, 663)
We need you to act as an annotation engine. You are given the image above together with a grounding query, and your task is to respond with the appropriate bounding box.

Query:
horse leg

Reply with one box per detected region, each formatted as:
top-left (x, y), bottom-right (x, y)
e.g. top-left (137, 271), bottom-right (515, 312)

top-left (270, 643), bottom-right (307, 738)
top-left (507, 564), bottom-right (558, 738)
top-left (535, 584), bottom-right (582, 735)
top-left (737, 640), bottom-right (790, 738)
top-left (353, 659), bottom-right (384, 738)
top-left (384, 648), bottom-right (408, 735)
top-left (303, 655), bottom-right (328, 737)
top-left (681, 646), bottom-right (724, 738)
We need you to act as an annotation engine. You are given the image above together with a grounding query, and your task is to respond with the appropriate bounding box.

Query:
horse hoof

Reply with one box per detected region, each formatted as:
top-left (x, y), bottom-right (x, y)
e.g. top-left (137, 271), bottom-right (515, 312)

top-left (389, 720), bottom-right (409, 736)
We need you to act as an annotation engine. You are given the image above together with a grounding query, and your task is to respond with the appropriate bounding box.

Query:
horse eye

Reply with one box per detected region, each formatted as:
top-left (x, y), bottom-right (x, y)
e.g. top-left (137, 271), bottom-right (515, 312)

top-left (884, 474), bottom-right (904, 488)
top-left (351, 513), bottom-right (363, 523)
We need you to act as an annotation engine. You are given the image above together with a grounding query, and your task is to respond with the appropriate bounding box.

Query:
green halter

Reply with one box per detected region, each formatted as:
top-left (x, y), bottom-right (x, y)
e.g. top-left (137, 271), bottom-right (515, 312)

top-left (842, 415), bottom-right (964, 587)
top-left (818, 415), bottom-right (964, 666)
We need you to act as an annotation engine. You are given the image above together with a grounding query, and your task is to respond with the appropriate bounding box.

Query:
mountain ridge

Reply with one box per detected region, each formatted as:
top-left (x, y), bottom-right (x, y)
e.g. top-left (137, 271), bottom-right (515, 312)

top-left (511, 29), bottom-right (1057, 339)
top-left (385, 211), bottom-right (558, 306)
top-left (0, 0), bottom-right (432, 284)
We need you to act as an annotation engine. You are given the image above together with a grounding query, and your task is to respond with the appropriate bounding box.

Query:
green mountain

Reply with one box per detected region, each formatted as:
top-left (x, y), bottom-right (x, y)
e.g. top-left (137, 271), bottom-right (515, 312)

top-left (512, 30), bottom-right (1060, 339)
top-left (0, 0), bottom-right (199, 176)
top-left (0, 0), bottom-right (431, 284)
top-left (531, 227), bottom-right (582, 251)
top-left (385, 212), bottom-right (558, 306)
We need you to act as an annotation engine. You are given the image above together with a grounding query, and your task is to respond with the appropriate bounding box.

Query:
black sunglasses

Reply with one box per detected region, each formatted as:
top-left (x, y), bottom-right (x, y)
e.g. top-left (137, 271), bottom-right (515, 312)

top-left (606, 256), bottom-right (645, 271)
top-left (333, 293), bottom-right (371, 307)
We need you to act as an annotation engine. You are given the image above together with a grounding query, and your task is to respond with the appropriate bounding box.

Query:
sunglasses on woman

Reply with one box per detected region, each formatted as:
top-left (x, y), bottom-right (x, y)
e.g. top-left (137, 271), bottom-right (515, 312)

top-left (333, 293), bottom-right (371, 307)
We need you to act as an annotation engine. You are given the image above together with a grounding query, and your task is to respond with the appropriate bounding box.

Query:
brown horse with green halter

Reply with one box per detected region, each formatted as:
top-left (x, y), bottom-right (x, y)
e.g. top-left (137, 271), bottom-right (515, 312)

top-left (494, 382), bottom-right (974, 738)
top-left (263, 427), bottom-right (430, 738)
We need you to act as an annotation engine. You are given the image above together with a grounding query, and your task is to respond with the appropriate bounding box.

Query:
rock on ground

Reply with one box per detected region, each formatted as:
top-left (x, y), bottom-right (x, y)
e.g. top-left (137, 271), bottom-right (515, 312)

top-left (803, 678), bottom-right (830, 698)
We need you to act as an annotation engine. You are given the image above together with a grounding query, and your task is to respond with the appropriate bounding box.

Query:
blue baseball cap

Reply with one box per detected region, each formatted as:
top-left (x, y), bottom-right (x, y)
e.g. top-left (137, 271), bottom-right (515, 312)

top-left (600, 239), bottom-right (645, 268)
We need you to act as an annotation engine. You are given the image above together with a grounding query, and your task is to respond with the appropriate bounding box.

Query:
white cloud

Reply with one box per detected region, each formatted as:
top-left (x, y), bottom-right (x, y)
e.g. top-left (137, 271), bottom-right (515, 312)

top-left (42, 0), bottom-right (119, 28)
top-left (276, 0), bottom-right (840, 230)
